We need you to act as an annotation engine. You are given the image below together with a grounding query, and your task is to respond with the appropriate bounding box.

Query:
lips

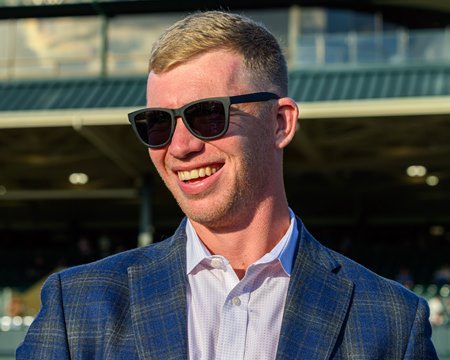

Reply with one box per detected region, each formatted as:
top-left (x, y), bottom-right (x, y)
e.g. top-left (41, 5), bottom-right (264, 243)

top-left (177, 165), bottom-right (222, 182)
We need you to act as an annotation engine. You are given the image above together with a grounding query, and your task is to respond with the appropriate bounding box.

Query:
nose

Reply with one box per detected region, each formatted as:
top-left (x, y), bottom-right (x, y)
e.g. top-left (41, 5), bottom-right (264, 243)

top-left (168, 117), bottom-right (205, 159)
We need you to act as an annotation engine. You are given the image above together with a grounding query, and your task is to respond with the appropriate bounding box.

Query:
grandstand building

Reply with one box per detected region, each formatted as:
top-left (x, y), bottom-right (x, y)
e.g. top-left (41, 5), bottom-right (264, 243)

top-left (0, 0), bottom-right (449, 357)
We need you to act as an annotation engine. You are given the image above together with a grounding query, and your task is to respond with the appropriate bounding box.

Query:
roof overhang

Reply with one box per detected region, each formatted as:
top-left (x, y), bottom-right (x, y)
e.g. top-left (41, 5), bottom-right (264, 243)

top-left (1, 96), bottom-right (450, 129)
top-left (299, 96), bottom-right (450, 119)
top-left (0, 108), bottom-right (135, 129)
top-left (1, 64), bottom-right (449, 230)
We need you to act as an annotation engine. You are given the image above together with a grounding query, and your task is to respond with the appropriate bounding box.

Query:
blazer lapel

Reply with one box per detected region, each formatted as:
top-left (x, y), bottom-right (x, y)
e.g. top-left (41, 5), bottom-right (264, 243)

top-left (277, 221), bottom-right (354, 360)
top-left (128, 222), bottom-right (188, 360)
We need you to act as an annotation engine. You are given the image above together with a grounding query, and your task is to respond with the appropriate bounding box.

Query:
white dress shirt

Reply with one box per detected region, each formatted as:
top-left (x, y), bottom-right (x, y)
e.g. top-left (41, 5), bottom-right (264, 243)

top-left (186, 210), bottom-right (299, 360)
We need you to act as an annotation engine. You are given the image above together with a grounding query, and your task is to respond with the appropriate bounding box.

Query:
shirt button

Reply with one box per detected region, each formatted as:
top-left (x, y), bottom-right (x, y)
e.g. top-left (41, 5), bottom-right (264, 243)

top-left (232, 296), bottom-right (241, 306)
top-left (210, 258), bottom-right (222, 269)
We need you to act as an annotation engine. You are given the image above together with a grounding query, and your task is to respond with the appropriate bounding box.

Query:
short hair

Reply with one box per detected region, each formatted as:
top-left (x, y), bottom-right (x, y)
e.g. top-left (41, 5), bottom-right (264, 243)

top-left (149, 11), bottom-right (288, 95)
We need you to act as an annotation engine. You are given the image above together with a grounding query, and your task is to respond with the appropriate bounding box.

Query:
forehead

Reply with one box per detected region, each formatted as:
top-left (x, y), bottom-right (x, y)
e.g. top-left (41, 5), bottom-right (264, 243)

top-left (146, 50), bottom-right (255, 108)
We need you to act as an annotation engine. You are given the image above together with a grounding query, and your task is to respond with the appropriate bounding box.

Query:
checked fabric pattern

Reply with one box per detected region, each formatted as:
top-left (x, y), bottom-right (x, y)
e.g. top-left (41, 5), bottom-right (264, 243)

top-left (17, 217), bottom-right (437, 359)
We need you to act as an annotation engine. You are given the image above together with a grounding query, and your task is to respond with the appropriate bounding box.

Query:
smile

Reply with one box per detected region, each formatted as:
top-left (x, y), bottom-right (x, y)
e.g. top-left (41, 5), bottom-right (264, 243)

top-left (177, 165), bottom-right (222, 181)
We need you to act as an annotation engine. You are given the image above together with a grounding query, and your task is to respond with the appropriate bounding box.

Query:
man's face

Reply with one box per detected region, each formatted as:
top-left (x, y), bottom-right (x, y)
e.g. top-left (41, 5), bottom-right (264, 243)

top-left (146, 50), bottom-right (278, 229)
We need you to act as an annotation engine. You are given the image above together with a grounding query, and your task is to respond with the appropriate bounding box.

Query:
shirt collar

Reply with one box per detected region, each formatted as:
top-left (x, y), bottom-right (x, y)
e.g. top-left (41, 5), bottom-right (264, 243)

top-left (186, 219), bottom-right (212, 274)
top-left (185, 208), bottom-right (299, 276)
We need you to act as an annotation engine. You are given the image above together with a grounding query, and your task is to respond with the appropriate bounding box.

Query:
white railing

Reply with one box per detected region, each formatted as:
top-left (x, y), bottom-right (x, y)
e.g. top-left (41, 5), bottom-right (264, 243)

top-left (1, 28), bottom-right (449, 80)
top-left (294, 28), bottom-right (450, 67)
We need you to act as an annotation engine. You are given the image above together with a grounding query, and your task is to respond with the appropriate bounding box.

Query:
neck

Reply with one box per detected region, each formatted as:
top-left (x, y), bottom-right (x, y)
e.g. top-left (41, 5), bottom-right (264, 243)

top-left (190, 198), bottom-right (291, 279)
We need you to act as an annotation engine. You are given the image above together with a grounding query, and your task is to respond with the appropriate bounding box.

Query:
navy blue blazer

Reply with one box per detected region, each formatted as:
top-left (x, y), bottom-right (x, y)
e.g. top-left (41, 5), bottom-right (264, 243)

top-left (17, 218), bottom-right (438, 359)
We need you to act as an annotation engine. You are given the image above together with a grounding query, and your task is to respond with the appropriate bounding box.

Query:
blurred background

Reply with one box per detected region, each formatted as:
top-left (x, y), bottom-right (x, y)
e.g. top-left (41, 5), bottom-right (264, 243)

top-left (0, 0), bottom-right (449, 358)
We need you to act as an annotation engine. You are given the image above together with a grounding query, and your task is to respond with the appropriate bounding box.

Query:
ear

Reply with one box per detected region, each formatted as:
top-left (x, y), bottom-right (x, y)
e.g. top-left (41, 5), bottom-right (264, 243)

top-left (274, 97), bottom-right (299, 149)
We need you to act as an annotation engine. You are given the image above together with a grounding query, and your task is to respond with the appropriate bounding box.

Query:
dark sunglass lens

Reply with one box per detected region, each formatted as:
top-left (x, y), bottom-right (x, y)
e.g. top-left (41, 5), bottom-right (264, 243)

top-left (134, 110), bottom-right (172, 146)
top-left (185, 101), bottom-right (226, 138)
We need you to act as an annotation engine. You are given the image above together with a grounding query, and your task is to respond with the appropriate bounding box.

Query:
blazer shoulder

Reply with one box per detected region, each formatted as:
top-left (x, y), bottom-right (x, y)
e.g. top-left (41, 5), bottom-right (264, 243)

top-left (314, 235), bottom-right (437, 358)
top-left (58, 219), bottom-right (187, 285)
top-left (300, 223), bottom-right (422, 308)
top-left (331, 246), bottom-right (418, 302)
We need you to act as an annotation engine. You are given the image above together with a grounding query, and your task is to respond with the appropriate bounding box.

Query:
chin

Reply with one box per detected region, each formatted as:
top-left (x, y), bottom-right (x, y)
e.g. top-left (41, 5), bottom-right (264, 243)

top-left (177, 197), bottom-right (232, 225)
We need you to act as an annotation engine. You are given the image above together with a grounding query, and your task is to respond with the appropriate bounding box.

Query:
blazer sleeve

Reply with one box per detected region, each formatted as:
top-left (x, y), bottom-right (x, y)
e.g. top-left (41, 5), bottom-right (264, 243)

top-left (16, 272), bottom-right (71, 359)
top-left (403, 296), bottom-right (438, 360)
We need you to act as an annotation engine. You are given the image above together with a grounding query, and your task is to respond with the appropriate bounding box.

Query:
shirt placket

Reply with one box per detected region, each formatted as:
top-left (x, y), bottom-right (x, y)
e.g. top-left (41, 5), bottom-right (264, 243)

top-left (216, 262), bottom-right (252, 360)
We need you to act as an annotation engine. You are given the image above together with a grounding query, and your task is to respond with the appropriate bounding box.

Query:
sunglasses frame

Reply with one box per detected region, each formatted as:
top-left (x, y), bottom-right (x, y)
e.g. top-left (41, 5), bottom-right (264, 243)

top-left (128, 91), bottom-right (280, 148)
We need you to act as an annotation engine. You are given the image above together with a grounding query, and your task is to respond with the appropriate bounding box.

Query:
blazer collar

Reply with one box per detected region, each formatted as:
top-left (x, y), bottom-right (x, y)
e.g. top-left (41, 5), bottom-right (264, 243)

top-left (128, 219), bottom-right (188, 360)
top-left (276, 217), bottom-right (354, 360)
top-left (126, 216), bottom-right (354, 359)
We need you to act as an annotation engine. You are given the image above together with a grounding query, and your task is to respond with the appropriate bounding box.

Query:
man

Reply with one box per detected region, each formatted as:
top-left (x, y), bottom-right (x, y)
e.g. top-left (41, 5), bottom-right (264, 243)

top-left (17, 11), bottom-right (437, 359)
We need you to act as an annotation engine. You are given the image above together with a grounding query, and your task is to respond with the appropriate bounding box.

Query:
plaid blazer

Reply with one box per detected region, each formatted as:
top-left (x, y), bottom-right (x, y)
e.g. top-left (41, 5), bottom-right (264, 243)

top-left (17, 217), bottom-right (438, 359)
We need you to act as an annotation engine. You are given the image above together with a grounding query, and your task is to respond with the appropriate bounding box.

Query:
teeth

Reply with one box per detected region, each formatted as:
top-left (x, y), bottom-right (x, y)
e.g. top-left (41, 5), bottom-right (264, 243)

top-left (177, 166), bottom-right (220, 181)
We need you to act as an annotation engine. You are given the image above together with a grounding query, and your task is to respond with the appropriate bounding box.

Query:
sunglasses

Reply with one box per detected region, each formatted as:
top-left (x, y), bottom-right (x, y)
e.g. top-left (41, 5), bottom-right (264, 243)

top-left (128, 92), bottom-right (280, 148)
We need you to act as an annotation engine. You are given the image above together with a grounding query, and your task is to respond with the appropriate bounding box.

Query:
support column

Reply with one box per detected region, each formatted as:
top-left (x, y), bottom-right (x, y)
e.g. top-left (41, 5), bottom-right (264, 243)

top-left (98, 14), bottom-right (109, 77)
top-left (138, 175), bottom-right (154, 247)
top-left (288, 5), bottom-right (301, 69)
top-left (91, 0), bottom-right (108, 77)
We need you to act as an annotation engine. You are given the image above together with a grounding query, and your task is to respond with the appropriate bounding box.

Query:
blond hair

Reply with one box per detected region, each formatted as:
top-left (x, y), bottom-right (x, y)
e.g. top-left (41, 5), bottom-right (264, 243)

top-left (149, 11), bottom-right (288, 96)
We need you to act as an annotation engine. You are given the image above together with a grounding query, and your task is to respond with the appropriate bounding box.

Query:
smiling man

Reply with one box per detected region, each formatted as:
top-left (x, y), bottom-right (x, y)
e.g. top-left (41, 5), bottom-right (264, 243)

top-left (17, 11), bottom-right (437, 360)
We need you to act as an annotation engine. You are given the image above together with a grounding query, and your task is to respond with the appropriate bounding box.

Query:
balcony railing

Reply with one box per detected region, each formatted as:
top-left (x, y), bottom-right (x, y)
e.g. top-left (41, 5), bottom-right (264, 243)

top-left (294, 28), bottom-right (450, 67)
top-left (1, 26), bottom-right (449, 80)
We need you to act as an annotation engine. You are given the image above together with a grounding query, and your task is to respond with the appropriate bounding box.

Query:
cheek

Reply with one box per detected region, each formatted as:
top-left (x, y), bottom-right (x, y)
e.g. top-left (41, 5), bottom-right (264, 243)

top-left (149, 149), bottom-right (166, 173)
